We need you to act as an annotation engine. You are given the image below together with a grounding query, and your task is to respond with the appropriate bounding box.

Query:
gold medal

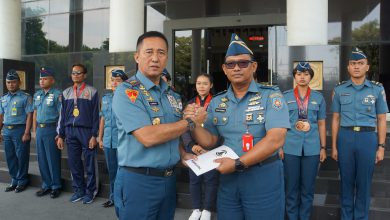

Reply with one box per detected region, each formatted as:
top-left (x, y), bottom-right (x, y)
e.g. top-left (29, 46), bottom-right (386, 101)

top-left (152, 118), bottom-right (160, 125)
top-left (295, 120), bottom-right (310, 132)
top-left (302, 121), bottom-right (311, 132)
top-left (73, 108), bottom-right (80, 117)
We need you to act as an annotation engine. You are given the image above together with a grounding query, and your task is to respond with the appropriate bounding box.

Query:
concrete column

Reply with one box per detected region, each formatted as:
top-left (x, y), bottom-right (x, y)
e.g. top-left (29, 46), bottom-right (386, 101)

top-left (0, 1), bottom-right (21, 60)
top-left (109, 0), bottom-right (144, 52)
top-left (380, 0), bottom-right (390, 107)
top-left (191, 29), bottom-right (201, 84)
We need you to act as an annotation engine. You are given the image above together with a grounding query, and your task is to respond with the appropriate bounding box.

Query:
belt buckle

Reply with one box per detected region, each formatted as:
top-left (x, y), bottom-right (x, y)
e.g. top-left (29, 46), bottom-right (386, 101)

top-left (39, 124), bottom-right (45, 128)
top-left (7, 125), bottom-right (13, 129)
top-left (164, 169), bottom-right (173, 177)
top-left (353, 126), bottom-right (361, 132)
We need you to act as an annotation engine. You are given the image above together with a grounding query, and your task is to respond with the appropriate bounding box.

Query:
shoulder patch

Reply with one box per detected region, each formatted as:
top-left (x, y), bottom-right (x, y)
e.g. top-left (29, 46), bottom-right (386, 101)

top-left (125, 89), bottom-right (139, 103)
top-left (127, 79), bottom-right (140, 87)
top-left (283, 89), bottom-right (293, 94)
top-left (371, 80), bottom-right (383, 86)
top-left (259, 83), bottom-right (278, 90)
top-left (214, 90), bottom-right (227, 97)
top-left (269, 92), bottom-right (283, 98)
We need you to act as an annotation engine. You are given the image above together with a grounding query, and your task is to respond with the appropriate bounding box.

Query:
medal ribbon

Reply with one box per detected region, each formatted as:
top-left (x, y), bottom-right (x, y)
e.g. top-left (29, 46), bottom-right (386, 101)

top-left (195, 94), bottom-right (212, 110)
top-left (73, 82), bottom-right (86, 108)
top-left (294, 86), bottom-right (311, 120)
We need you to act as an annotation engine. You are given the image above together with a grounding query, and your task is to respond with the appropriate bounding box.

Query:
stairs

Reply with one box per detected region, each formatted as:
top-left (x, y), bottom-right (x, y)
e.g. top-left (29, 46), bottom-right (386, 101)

top-left (1, 136), bottom-right (390, 219)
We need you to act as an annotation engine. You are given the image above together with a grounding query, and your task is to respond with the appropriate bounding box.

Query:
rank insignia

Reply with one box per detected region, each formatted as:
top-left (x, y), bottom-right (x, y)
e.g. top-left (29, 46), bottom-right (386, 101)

top-left (139, 85), bottom-right (145, 90)
top-left (152, 117), bottom-right (160, 125)
top-left (218, 103), bottom-right (227, 108)
top-left (213, 117), bottom-right (218, 125)
top-left (221, 97), bottom-right (229, 102)
top-left (125, 89), bottom-right (139, 103)
top-left (257, 114), bottom-right (265, 123)
top-left (222, 117), bottom-right (228, 123)
top-left (248, 101), bottom-right (260, 106)
top-left (249, 95), bottom-right (261, 102)
top-left (272, 97), bottom-right (283, 110)
top-left (151, 106), bottom-right (160, 112)
top-left (246, 113), bottom-right (253, 121)
top-left (311, 101), bottom-right (317, 105)
top-left (146, 96), bottom-right (154, 102)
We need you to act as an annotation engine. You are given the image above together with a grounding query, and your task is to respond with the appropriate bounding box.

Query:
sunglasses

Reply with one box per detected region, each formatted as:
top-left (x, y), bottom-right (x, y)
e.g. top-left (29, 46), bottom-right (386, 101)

top-left (72, 70), bottom-right (84, 75)
top-left (224, 60), bottom-right (253, 69)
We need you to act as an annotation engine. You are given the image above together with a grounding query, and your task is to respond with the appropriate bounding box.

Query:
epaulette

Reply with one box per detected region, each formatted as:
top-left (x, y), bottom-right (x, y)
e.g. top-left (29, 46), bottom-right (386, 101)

top-left (336, 81), bottom-right (346, 86)
top-left (214, 90), bottom-right (227, 97)
top-left (259, 83), bottom-right (278, 90)
top-left (371, 80), bottom-right (383, 86)
top-left (126, 79), bottom-right (140, 87)
top-left (283, 89), bottom-right (293, 94)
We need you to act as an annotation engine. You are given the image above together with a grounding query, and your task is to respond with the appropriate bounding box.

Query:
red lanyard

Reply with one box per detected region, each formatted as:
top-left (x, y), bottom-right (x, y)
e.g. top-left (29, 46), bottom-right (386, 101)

top-left (195, 94), bottom-right (212, 110)
top-left (294, 86), bottom-right (311, 119)
top-left (73, 83), bottom-right (86, 107)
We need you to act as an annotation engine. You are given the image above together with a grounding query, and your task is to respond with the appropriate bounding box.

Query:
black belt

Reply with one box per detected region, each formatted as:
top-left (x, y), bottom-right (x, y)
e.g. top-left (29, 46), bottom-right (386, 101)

top-left (342, 126), bottom-right (375, 132)
top-left (122, 166), bottom-right (175, 177)
top-left (37, 123), bottom-right (57, 128)
top-left (256, 154), bottom-right (279, 167)
top-left (4, 124), bottom-right (25, 129)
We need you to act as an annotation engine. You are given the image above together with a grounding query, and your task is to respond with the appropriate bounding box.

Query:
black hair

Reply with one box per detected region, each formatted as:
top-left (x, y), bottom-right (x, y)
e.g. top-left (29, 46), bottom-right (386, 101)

top-left (72, 64), bottom-right (87, 74)
top-left (196, 73), bottom-right (213, 84)
top-left (292, 67), bottom-right (314, 79)
top-left (136, 31), bottom-right (169, 51)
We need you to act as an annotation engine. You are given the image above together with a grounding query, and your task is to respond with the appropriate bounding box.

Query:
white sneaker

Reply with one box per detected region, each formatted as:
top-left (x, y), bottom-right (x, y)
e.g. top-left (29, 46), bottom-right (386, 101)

top-left (188, 209), bottom-right (202, 220)
top-left (200, 210), bottom-right (211, 220)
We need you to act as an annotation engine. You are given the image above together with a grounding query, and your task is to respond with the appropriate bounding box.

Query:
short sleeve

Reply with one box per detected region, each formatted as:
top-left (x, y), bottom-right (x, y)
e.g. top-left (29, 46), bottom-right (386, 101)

top-left (56, 93), bottom-right (62, 113)
top-left (25, 95), bottom-right (34, 113)
top-left (203, 100), bottom-right (219, 136)
top-left (0, 98), bottom-right (4, 115)
top-left (331, 89), bottom-right (340, 113)
top-left (265, 91), bottom-right (291, 131)
top-left (318, 95), bottom-right (327, 120)
top-left (376, 86), bottom-right (389, 114)
top-left (112, 85), bottom-right (151, 134)
top-left (33, 93), bottom-right (38, 110)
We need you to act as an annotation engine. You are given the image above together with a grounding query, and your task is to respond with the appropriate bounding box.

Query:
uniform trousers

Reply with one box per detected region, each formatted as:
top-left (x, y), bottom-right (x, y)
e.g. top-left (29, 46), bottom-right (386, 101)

top-left (337, 128), bottom-right (377, 220)
top-left (284, 154), bottom-right (320, 220)
top-left (217, 159), bottom-right (285, 220)
top-left (103, 147), bottom-right (118, 202)
top-left (36, 126), bottom-right (62, 190)
top-left (3, 126), bottom-right (30, 186)
top-left (65, 126), bottom-right (97, 197)
top-left (114, 167), bottom-right (176, 220)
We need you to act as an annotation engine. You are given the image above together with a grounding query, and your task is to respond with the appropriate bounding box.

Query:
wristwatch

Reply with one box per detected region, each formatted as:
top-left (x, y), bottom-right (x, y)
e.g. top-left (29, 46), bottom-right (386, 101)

top-left (185, 118), bottom-right (196, 131)
top-left (378, 143), bottom-right (385, 149)
top-left (235, 158), bottom-right (247, 172)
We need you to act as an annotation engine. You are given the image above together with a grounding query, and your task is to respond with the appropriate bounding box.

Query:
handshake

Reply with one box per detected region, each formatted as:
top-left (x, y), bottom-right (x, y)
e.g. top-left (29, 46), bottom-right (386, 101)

top-left (183, 103), bottom-right (208, 125)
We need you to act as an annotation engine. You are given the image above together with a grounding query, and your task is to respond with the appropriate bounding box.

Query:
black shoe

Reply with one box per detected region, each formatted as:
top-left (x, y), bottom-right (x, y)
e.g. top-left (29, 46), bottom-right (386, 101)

top-left (15, 185), bottom-right (27, 193)
top-left (4, 185), bottom-right (17, 192)
top-left (102, 200), bottom-right (114, 208)
top-left (36, 188), bottom-right (51, 197)
top-left (50, 189), bottom-right (61, 199)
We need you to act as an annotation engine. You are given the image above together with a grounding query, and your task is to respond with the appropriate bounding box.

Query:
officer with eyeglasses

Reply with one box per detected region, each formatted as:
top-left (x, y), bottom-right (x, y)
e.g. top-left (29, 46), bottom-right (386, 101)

top-left (184, 33), bottom-right (290, 219)
top-left (0, 70), bottom-right (34, 193)
top-left (331, 47), bottom-right (388, 220)
top-left (57, 64), bottom-right (99, 204)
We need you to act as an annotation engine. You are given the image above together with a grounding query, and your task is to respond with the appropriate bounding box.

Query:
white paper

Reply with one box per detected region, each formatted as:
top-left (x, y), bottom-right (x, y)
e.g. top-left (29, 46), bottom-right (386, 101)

top-left (186, 145), bottom-right (239, 176)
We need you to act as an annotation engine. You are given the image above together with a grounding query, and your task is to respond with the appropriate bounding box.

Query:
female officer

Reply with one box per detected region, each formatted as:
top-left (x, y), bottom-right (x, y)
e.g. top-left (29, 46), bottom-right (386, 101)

top-left (183, 73), bottom-right (218, 220)
top-left (279, 62), bottom-right (327, 220)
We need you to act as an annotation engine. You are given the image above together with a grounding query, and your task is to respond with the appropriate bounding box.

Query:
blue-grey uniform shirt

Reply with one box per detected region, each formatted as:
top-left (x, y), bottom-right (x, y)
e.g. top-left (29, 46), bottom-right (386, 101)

top-left (0, 90), bottom-right (34, 125)
top-left (332, 79), bottom-right (388, 127)
top-left (100, 93), bottom-right (118, 148)
top-left (112, 71), bottom-right (183, 169)
top-left (283, 89), bottom-right (326, 156)
top-left (33, 88), bottom-right (62, 123)
top-left (204, 80), bottom-right (291, 157)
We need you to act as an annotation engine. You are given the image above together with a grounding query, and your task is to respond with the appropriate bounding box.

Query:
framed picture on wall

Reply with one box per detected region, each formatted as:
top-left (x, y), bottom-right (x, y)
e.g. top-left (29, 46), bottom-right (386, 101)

top-left (104, 65), bottom-right (125, 90)
top-left (293, 61), bottom-right (323, 90)
top-left (16, 70), bottom-right (26, 90)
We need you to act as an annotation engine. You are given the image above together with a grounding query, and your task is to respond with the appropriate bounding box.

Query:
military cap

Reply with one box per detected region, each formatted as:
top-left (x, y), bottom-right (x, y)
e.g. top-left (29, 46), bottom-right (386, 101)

top-left (162, 68), bottom-right (171, 81)
top-left (350, 47), bottom-right (367, 60)
top-left (111, 69), bottom-right (128, 80)
top-left (225, 33), bottom-right (253, 57)
top-left (39, 67), bottom-right (55, 78)
top-left (6, 69), bottom-right (20, 81)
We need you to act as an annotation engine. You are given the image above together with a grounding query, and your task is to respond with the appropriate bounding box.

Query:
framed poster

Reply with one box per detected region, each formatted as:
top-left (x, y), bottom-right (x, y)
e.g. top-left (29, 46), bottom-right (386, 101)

top-left (293, 61), bottom-right (323, 90)
top-left (16, 70), bottom-right (26, 90)
top-left (104, 65), bottom-right (125, 89)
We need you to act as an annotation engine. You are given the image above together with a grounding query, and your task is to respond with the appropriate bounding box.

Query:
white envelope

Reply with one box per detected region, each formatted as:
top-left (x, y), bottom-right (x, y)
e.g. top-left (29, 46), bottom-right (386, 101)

top-left (186, 145), bottom-right (239, 176)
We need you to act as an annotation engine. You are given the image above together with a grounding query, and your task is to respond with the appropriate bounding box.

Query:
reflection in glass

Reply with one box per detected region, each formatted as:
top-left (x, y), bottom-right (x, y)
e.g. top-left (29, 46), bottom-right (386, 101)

top-left (48, 14), bottom-right (69, 53)
top-left (82, 9), bottom-right (109, 51)
top-left (23, 16), bottom-right (49, 55)
top-left (50, 0), bottom-right (71, 14)
top-left (22, 0), bottom-right (49, 18)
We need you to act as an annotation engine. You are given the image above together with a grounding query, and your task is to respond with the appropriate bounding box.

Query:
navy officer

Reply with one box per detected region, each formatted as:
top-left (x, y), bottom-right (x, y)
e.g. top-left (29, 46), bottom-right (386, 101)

top-left (331, 47), bottom-right (388, 220)
top-left (185, 33), bottom-right (291, 220)
top-left (0, 69), bottom-right (33, 193)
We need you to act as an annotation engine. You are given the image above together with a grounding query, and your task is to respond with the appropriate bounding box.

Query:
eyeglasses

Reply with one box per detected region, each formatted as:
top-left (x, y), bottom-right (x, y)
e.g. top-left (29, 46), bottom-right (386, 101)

top-left (224, 60), bottom-right (253, 69)
top-left (72, 70), bottom-right (84, 75)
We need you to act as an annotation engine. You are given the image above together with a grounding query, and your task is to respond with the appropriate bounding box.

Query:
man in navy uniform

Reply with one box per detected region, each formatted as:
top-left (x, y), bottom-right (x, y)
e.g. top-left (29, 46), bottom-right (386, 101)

top-left (332, 47), bottom-right (388, 220)
top-left (57, 64), bottom-right (99, 204)
top-left (184, 33), bottom-right (290, 219)
top-left (98, 69), bottom-right (128, 208)
top-left (0, 69), bottom-right (33, 193)
top-left (33, 67), bottom-right (62, 198)
top-left (112, 31), bottom-right (194, 220)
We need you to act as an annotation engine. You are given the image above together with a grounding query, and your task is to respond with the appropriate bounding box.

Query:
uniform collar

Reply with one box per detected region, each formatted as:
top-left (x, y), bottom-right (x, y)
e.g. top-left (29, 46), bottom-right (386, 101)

top-left (226, 80), bottom-right (257, 103)
top-left (9, 89), bottom-right (23, 96)
top-left (136, 71), bottom-right (169, 92)
top-left (346, 79), bottom-right (372, 88)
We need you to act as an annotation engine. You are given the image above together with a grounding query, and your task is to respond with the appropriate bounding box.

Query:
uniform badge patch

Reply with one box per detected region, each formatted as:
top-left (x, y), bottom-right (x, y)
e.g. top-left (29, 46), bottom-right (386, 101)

top-left (257, 114), bottom-right (265, 123)
top-left (246, 113), bottom-right (253, 121)
top-left (125, 89), bottom-right (139, 103)
top-left (272, 97), bottom-right (283, 110)
top-left (152, 117), bottom-right (160, 125)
